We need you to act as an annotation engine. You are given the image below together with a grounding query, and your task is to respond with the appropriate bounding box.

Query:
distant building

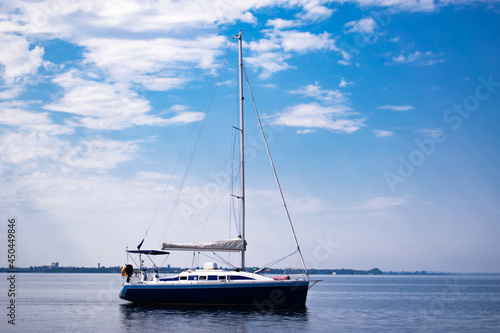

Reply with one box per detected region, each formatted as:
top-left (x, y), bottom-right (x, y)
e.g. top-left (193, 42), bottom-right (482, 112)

top-left (98, 263), bottom-right (101, 269)
top-left (51, 262), bottom-right (59, 268)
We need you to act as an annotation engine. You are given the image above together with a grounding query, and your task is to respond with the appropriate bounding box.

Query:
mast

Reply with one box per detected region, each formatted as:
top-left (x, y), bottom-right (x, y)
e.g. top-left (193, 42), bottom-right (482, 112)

top-left (237, 31), bottom-right (246, 270)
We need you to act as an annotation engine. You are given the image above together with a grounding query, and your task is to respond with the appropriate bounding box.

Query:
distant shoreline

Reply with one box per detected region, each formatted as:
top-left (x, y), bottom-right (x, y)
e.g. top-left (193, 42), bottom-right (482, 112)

top-left (1, 266), bottom-right (499, 275)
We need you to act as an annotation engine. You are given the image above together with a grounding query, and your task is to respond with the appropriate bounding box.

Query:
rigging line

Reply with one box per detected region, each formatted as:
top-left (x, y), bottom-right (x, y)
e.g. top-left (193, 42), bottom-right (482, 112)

top-left (199, 251), bottom-right (237, 269)
top-left (243, 66), bottom-right (309, 277)
top-left (229, 73), bottom-right (242, 261)
top-left (197, 185), bottom-right (231, 241)
top-left (144, 254), bottom-right (160, 269)
top-left (159, 37), bottom-right (236, 244)
top-left (128, 255), bottom-right (139, 269)
top-left (262, 250), bottom-right (299, 268)
top-left (228, 82), bottom-right (240, 242)
top-left (230, 122), bottom-right (237, 235)
top-left (158, 255), bottom-right (169, 269)
top-left (230, 127), bottom-right (242, 233)
top-left (233, 179), bottom-right (242, 236)
top-left (231, 130), bottom-right (242, 236)
top-left (198, 252), bottom-right (221, 266)
top-left (212, 252), bottom-right (237, 269)
top-left (142, 109), bottom-right (204, 247)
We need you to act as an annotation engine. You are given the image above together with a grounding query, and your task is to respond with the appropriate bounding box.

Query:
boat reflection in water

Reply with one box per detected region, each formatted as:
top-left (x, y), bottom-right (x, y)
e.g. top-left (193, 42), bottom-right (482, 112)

top-left (119, 302), bottom-right (309, 330)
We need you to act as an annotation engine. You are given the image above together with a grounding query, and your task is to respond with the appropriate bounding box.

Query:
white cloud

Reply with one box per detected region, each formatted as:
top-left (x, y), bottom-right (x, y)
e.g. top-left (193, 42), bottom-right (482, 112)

top-left (392, 51), bottom-right (445, 65)
top-left (0, 86), bottom-right (23, 99)
top-left (59, 137), bottom-right (139, 170)
top-left (81, 35), bottom-right (226, 87)
top-left (2, 2), bottom-right (244, 92)
top-left (338, 48), bottom-right (354, 66)
top-left (339, 78), bottom-right (353, 87)
top-left (270, 102), bottom-right (365, 134)
top-left (279, 31), bottom-right (337, 53)
top-left (259, 83), bottom-right (277, 89)
top-left (299, 2), bottom-right (335, 21)
top-left (374, 129), bottom-right (394, 137)
top-left (0, 130), bottom-right (65, 165)
top-left (278, 81), bottom-right (364, 134)
top-left (163, 111), bottom-right (205, 125)
top-left (17, 172), bottom-right (163, 211)
top-left (344, 17), bottom-right (377, 34)
top-left (338, 59), bottom-right (352, 66)
top-left (378, 105), bottom-right (415, 111)
top-left (0, 168), bottom-right (181, 266)
top-left (0, 102), bottom-right (73, 135)
top-left (0, 33), bottom-right (44, 84)
top-left (238, 11), bottom-right (257, 24)
top-left (43, 70), bottom-right (157, 130)
top-left (136, 171), bottom-right (177, 181)
top-left (17, 1), bottom-right (262, 35)
top-left (246, 30), bottom-right (342, 77)
top-left (2, 1), bottom-right (343, 85)
top-left (169, 104), bottom-right (190, 112)
top-left (0, 101), bottom-right (141, 175)
top-left (245, 52), bottom-right (293, 79)
top-left (139, 76), bottom-right (187, 91)
top-left (0, 130), bottom-right (139, 174)
top-left (297, 129), bottom-right (316, 134)
top-left (43, 70), bottom-right (202, 130)
top-left (265, 18), bottom-right (300, 29)
top-left (247, 38), bottom-right (281, 53)
top-left (290, 195), bottom-right (326, 213)
top-left (288, 82), bottom-right (346, 104)
top-left (356, 196), bottom-right (407, 210)
top-left (346, 0), bottom-right (436, 12)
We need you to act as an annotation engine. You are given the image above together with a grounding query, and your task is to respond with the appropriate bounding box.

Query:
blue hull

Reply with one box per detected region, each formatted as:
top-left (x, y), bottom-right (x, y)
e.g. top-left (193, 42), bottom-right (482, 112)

top-left (120, 281), bottom-right (309, 307)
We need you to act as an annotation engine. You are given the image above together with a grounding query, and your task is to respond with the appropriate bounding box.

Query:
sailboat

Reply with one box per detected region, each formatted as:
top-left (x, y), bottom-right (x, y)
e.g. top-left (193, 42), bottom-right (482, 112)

top-left (119, 32), bottom-right (318, 307)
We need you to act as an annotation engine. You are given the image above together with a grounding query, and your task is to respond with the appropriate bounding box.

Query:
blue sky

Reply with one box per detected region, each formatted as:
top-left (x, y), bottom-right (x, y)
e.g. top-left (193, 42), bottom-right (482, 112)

top-left (1, 0), bottom-right (499, 272)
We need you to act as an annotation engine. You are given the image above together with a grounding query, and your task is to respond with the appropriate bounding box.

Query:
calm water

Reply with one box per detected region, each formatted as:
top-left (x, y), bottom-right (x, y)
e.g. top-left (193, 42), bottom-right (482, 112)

top-left (2, 273), bottom-right (500, 332)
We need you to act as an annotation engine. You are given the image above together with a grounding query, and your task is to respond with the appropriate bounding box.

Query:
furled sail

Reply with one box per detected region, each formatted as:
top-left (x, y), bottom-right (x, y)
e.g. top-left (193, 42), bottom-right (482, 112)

top-left (162, 237), bottom-right (246, 252)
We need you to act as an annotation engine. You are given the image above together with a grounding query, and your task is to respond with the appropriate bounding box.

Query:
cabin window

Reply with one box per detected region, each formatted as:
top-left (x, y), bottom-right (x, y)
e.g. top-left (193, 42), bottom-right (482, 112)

top-left (199, 276), bottom-right (207, 280)
top-left (219, 276), bottom-right (226, 281)
top-left (179, 276), bottom-right (187, 280)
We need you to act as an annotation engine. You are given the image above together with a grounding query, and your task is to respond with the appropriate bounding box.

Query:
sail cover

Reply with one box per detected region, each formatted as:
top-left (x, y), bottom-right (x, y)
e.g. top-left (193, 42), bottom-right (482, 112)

top-left (162, 238), bottom-right (246, 252)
